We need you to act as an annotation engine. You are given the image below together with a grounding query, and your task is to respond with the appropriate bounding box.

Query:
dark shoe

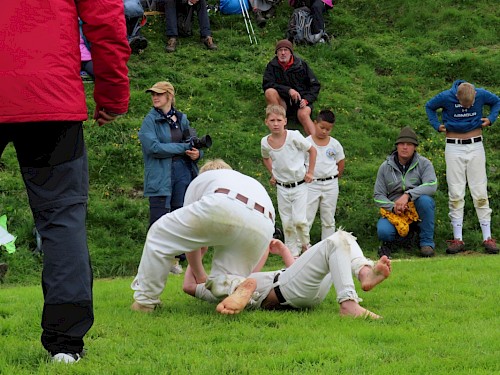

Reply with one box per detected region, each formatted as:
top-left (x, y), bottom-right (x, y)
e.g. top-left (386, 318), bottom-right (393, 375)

top-left (446, 239), bottom-right (465, 254)
top-left (129, 35), bottom-right (148, 54)
top-left (378, 243), bottom-right (392, 259)
top-left (202, 36), bottom-right (218, 50)
top-left (264, 6), bottom-right (276, 19)
top-left (0, 263), bottom-right (7, 280)
top-left (166, 37), bottom-right (177, 53)
top-left (483, 238), bottom-right (499, 254)
top-left (420, 246), bottom-right (435, 257)
top-left (254, 10), bottom-right (267, 27)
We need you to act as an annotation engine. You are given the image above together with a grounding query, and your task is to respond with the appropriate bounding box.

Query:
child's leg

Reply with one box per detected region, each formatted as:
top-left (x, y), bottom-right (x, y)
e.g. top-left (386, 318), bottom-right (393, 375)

top-left (291, 184), bottom-right (310, 251)
top-left (319, 179), bottom-right (339, 239)
top-left (277, 187), bottom-right (300, 256)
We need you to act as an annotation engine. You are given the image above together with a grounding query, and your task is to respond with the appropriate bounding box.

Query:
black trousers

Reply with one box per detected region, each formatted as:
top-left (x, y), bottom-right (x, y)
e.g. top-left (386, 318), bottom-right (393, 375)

top-left (0, 122), bottom-right (94, 355)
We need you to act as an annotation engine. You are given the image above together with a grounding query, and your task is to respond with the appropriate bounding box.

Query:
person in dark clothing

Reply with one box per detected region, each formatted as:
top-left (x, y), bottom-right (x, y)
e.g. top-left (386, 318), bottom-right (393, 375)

top-left (263, 39), bottom-right (321, 136)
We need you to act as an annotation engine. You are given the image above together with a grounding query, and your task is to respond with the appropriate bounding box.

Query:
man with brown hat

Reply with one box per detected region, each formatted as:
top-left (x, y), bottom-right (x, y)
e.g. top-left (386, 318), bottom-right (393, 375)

top-left (373, 127), bottom-right (438, 258)
top-left (262, 39), bottom-right (321, 136)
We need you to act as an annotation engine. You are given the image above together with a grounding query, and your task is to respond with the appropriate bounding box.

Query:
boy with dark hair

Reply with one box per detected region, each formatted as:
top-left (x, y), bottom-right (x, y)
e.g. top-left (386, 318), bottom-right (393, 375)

top-left (306, 110), bottom-right (345, 241)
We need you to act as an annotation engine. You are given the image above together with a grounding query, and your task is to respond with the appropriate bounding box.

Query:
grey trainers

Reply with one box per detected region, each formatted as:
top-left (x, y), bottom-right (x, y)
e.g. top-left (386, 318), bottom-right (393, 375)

top-left (166, 37), bottom-right (177, 53)
top-left (202, 36), bottom-right (218, 50)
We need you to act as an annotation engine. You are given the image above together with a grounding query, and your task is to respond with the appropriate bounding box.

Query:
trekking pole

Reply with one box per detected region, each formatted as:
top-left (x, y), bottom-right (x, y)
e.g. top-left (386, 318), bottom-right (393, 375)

top-left (239, 0), bottom-right (257, 44)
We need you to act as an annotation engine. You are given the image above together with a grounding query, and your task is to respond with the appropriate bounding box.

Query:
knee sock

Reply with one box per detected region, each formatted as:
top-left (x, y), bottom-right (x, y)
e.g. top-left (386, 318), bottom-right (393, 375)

top-left (451, 220), bottom-right (463, 240)
top-left (479, 220), bottom-right (491, 241)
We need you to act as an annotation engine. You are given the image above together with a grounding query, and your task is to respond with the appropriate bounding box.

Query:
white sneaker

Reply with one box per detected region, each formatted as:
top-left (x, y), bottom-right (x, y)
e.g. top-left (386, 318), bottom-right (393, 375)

top-left (170, 264), bottom-right (183, 274)
top-left (52, 353), bottom-right (82, 363)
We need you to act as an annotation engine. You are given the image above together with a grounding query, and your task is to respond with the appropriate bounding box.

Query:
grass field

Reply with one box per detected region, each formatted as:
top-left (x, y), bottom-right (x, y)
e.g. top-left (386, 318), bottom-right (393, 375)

top-left (0, 0), bottom-right (499, 372)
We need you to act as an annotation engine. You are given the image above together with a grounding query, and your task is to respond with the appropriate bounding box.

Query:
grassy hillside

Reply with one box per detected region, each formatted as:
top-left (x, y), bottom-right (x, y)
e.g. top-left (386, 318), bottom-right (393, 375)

top-left (1, 0), bottom-right (499, 284)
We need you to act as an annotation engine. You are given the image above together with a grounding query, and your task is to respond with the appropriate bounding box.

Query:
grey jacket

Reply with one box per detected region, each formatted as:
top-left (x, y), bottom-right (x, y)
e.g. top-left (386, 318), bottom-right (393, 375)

top-left (373, 151), bottom-right (437, 211)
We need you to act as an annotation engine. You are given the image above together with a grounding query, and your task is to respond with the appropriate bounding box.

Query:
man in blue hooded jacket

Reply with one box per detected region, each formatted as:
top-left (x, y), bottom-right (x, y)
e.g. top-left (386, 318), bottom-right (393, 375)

top-left (425, 80), bottom-right (500, 255)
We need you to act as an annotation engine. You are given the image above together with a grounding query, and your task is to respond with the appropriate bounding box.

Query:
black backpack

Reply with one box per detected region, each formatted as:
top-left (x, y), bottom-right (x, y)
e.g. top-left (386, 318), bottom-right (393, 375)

top-left (177, 5), bottom-right (194, 37)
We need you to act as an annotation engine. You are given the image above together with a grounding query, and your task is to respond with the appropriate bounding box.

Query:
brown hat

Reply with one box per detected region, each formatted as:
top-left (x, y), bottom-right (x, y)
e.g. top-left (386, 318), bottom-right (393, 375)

top-left (145, 81), bottom-right (175, 95)
top-left (395, 126), bottom-right (419, 146)
top-left (275, 39), bottom-right (293, 54)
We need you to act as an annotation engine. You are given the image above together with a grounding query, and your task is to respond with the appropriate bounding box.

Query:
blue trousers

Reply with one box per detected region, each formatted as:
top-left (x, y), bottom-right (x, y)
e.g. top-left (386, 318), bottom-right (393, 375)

top-left (377, 195), bottom-right (435, 248)
top-left (0, 122), bottom-right (93, 355)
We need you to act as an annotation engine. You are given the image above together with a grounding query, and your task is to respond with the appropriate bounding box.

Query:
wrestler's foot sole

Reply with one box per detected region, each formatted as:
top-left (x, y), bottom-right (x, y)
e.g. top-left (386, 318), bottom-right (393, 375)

top-left (216, 278), bottom-right (257, 315)
top-left (340, 301), bottom-right (381, 319)
top-left (361, 255), bottom-right (391, 291)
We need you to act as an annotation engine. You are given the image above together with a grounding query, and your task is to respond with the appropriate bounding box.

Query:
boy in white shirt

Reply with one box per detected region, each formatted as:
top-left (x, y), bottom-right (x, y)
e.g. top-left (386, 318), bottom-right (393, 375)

top-left (261, 104), bottom-right (317, 256)
top-left (306, 110), bottom-right (345, 240)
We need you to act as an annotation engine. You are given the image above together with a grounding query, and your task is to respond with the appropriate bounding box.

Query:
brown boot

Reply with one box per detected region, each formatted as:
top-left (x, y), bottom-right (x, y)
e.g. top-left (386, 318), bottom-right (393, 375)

top-left (202, 36), bottom-right (218, 50)
top-left (165, 37), bottom-right (177, 53)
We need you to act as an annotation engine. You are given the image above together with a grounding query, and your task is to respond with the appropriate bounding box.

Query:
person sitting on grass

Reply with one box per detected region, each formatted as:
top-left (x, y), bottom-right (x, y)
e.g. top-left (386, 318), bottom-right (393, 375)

top-left (183, 229), bottom-right (391, 318)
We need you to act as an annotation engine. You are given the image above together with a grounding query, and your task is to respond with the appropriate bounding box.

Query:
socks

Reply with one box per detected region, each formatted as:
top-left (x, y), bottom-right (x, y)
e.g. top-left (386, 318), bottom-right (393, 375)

top-left (479, 221), bottom-right (491, 241)
top-left (451, 220), bottom-right (463, 240)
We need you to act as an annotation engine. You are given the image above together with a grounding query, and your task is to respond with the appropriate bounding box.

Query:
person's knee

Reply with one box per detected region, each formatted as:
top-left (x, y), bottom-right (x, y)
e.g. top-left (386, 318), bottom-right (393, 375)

top-left (415, 195), bottom-right (435, 211)
top-left (264, 88), bottom-right (280, 103)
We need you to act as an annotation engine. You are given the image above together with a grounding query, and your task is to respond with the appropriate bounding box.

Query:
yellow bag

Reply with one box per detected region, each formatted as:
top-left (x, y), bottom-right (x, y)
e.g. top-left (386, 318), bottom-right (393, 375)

top-left (380, 202), bottom-right (419, 237)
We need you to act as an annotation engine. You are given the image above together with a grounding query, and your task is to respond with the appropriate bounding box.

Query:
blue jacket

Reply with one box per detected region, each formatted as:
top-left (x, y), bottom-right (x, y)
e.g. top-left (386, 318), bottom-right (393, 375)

top-left (425, 79), bottom-right (500, 133)
top-left (139, 108), bottom-right (202, 197)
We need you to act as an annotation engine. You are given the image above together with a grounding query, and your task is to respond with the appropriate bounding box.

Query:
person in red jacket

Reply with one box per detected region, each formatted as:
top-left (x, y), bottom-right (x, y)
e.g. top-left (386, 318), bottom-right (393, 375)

top-left (0, 0), bottom-right (130, 364)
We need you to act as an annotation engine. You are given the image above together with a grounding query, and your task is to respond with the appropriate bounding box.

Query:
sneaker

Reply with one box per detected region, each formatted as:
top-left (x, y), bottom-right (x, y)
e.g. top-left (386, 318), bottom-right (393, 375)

top-left (202, 36), bottom-right (218, 50)
top-left (166, 37), bottom-right (177, 53)
top-left (170, 263), bottom-right (183, 274)
top-left (130, 301), bottom-right (155, 313)
top-left (52, 352), bottom-right (82, 363)
top-left (446, 239), bottom-right (465, 254)
top-left (420, 246), bottom-right (435, 257)
top-left (129, 35), bottom-right (148, 54)
top-left (483, 238), bottom-right (499, 254)
top-left (378, 244), bottom-right (392, 259)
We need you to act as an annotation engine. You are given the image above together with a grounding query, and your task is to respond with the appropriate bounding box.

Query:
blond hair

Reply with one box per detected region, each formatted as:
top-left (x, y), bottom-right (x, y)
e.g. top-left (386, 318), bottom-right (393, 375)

top-left (199, 159), bottom-right (233, 174)
top-left (265, 104), bottom-right (286, 119)
top-left (457, 82), bottom-right (475, 108)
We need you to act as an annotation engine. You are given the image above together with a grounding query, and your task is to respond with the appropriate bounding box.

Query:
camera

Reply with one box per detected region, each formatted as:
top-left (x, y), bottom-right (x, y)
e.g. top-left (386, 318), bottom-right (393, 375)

top-left (182, 128), bottom-right (212, 149)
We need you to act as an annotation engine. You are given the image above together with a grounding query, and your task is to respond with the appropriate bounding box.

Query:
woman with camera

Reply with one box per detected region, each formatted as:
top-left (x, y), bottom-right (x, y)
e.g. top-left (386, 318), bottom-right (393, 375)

top-left (139, 81), bottom-right (205, 271)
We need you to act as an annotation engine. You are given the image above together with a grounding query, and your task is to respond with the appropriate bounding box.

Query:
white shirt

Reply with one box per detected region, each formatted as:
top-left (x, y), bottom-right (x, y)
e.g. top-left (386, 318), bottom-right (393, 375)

top-left (261, 130), bottom-right (312, 183)
top-left (184, 169), bottom-right (275, 218)
top-left (306, 136), bottom-right (344, 179)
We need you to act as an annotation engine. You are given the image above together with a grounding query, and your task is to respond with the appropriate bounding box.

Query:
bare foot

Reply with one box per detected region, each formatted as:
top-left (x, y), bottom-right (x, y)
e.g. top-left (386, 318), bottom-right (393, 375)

top-left (216, 278), bottom-right (257, 315)
top-left (339, 300), bottom-right (381, 319)
top-left (360, 255), bottom-right (391, 291)
top-left (130, 301), bottom-right (155, 313)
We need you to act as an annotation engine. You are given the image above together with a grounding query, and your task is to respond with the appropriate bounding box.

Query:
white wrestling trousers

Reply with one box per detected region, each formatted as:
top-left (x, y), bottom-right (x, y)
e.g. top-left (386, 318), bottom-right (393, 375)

top-left (277, 230), bottom-right (374, 308)
top-left (445, 142), bottom-right (492, 222)
top-left (277, 183), bottom-right (310, 256)
top-left (306, 178), bottom-right (340, 240)
top-left (132, 193), bottom-right (275, 306)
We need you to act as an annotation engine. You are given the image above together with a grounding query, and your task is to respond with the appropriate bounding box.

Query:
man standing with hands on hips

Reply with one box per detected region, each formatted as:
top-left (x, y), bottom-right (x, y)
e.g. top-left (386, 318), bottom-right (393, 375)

top-left (425, 80), bottom-right (500, 254)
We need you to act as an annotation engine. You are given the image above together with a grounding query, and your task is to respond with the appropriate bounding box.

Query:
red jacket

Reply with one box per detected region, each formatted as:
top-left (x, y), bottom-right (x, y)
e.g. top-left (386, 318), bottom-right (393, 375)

top-left (0, 0), bottom-right (130, 123)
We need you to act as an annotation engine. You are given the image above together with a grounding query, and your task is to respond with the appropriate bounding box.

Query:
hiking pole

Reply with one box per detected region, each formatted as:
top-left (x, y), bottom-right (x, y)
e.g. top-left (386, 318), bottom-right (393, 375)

top-left (239, 0), bottom-right (257, 44)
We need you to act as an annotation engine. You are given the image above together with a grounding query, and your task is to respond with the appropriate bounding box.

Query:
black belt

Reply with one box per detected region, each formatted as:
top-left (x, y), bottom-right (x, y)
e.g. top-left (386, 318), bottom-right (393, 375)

top-left (446, 136), bottom-right (482, 145)
top-left (315, 174), bottom-right (338, 181)
top-left (215, 188), bottom-right (273, 221)
top-left (273, 273), bottom-right (287, 304)
top-left (275, 180), bottom-right (305, 188)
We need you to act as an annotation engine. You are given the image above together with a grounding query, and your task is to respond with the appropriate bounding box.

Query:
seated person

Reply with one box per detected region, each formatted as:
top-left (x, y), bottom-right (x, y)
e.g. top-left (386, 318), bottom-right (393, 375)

top-left (373, 127), bottom-right (438, 258)
top-left (184, 229), bottom-right (391, 318)
top-left (79, 23), bottom-right (94, 80)
top-left (164, 0), bottom-right (218, 53)
top-left (124, 0), bottom-right (149, 53)
top-left (263, 39), bottom-right (320, 136)
top-left (250, 0), bottom-right (279, 27)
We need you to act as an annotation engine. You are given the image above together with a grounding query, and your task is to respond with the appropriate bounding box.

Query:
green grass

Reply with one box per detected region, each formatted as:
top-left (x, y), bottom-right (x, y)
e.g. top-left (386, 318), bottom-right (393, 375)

top-left (1, 256), bottom-right (499, 374)
top-left (0, 0), bottom-right (499, 370)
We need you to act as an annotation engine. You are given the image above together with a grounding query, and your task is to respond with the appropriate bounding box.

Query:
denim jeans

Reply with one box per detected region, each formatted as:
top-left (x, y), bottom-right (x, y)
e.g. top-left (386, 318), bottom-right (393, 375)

top-left (377, 194), bottom-right (435, 248)
top-left (165, 0), bottom-right (212, 38)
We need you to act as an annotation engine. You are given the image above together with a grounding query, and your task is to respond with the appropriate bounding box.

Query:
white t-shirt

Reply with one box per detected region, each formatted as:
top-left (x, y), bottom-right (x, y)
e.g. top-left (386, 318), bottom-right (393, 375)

top-left (261, 130), bottom-right (312, 184)
top-left (306, 136), bottom-right (344, 179)
top-left (184, 169), bottom-right (275, 217)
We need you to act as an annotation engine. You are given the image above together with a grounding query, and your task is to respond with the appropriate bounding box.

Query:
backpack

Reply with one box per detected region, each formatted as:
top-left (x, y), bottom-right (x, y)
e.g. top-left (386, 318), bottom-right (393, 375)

top-left (286, 6), bottom-right (321, 44)
top-left (177, 6), bottom-right (194, 37)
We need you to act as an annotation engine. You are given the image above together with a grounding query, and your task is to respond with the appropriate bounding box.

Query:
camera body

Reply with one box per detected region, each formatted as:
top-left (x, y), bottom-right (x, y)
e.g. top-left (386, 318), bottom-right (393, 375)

top-left (182, 128), bottom-right (212, 149)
